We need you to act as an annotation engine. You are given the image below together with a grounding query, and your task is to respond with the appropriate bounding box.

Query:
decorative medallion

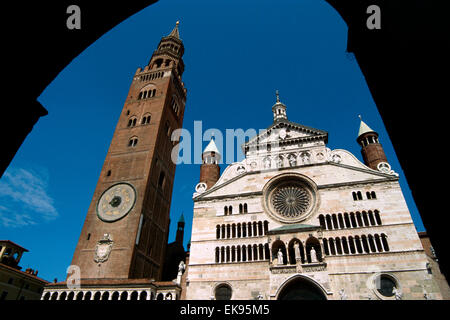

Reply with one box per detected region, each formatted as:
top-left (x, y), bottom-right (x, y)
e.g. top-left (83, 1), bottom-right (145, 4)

top-left (94, 233), bottom-right (114, 263)
top-left (97, 183), bottom-right (136, 222)
top-left (195, 182), bottom-right (207, 193)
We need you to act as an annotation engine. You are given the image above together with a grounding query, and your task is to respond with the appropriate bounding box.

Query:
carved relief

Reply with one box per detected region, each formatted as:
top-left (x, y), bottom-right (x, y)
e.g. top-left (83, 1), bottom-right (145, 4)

top-left (94, 234), bottom-right (114, 263)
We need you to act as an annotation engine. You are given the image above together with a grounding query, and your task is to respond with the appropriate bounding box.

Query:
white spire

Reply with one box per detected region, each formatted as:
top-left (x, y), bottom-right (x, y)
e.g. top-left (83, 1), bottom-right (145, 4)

top-left (357, 115), bottom-right (375, 137)
top-left (203, 138), bottom-right (220, 155)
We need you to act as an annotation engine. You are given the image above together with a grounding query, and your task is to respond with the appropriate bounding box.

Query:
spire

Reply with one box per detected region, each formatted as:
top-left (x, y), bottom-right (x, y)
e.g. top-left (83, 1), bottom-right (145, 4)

top-left (203, 136), bottom-right (221, 156)
top-left (357, 115), bottom-right (376, 137)
top-left (272, 90), bottom-right (287, 121)
top-left (168, 21), bottom-right (181, 39)
top-left (178, 212), bottom-right (185, 224)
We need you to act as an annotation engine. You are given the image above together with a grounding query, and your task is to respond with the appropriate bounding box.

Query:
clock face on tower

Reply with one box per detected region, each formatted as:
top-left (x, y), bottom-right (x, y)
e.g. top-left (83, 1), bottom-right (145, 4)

top-left (97, 183), bottom-right (136, 222)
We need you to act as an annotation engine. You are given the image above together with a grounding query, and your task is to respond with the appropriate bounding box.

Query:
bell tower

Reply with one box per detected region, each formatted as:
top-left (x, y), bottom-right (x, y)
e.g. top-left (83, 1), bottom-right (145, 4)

top-left (356, 116), bottom-right (388, 171)
top-left (199, 138), bottom-right (221, 190)
top-left (70, 22), bottom-right (187, 281)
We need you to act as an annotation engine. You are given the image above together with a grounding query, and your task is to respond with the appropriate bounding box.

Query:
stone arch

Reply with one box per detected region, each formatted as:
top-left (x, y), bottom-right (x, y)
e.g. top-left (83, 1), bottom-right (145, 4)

top-left (271, 240), bottom-right (287, 265)
top-left (276, 274), bottom-right (328, 300)
top-left (288, 238), bottom-right (305, 264)
top-left (305, 236), bottom-right (322, 263)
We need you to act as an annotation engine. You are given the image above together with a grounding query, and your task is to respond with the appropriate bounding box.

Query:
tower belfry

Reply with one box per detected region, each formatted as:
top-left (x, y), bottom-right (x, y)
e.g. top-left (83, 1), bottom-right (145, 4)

top-left (272, 90), bottom-right (288, 122)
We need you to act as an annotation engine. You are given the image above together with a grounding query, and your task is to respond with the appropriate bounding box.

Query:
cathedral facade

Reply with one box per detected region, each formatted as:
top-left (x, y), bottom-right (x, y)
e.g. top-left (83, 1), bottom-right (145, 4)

top-left (186, 93), bottom-right (443, 300)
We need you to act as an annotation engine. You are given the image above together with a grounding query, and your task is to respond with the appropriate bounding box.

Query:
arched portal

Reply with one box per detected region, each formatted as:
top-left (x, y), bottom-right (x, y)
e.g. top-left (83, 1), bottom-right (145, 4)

top-left (277, 276), bottom-right (327, 300)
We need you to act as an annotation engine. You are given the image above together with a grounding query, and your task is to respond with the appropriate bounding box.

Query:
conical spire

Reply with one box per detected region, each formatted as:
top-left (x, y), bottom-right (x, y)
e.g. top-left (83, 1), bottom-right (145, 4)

top-left (203, 136), bottom-right (220, 155)
top-left (178, 212), bottom-right (185, 224)
top-left (357, 115), bottom-right (376, 137)
top-left (168, 21), bottom-right (181, 39)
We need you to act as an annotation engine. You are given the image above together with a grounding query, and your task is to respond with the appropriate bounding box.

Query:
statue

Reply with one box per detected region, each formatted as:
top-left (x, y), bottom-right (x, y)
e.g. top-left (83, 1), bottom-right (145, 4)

top-left (264, 157), bottom-right (271, 169)
top-left (277, 249), bottom-right (284, 265)
top-left (294, 242), bottom-right (301, 260)
top-left (178, 260), bottom-right (186, 275)
top-left (338, 289), bottom-right (347, 300)
top-left (310, 247), bottom-right (318, 263)
top-left (392, 287), bottom-right (403, 300)
top-left (288, 155), bottom-right (297, 167)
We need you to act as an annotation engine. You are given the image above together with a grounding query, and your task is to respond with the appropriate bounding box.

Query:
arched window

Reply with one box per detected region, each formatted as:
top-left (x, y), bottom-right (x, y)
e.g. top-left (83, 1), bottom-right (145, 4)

top-left (111, 291), bottom-right (119, 300)
top-left (326, 215), bottom-right (333, 230)
top-left (127, 117), bottom-right (137, 127)
top-left (253, 244), bottom-right (258, 260)
top-left (247, 245), bottom-right (252, 261)
top-left (158, 171), bottom-right (165, 189)
top-left (258, 221), bottom-right (263, 236)
top-left (375, 234), bottom-right (383, 252)
top-left (221, 225), bottom-right (225, 238)
top-left (59, 292), bottom-right (67, 301)
top-left (355, 236), bottom-right (363, 253)
top-left (76, 291), bottom-right (84, 301)
top-left (141, 114), bottom-right (151, 125)
top-left (215, 247), bottom-right (220, 263)
top-left (232, 224), bottom-right (236, 238)
top-left (356, 212), bottom-right (363, 227)
top-left (344, 213), bottom-right (351, 228)
top-left (323, 239), bottom-right (330, 256)
top-left (357, 191), bottom-right (363, 200)
top-left (335, 237), bottom-right (343, 255)
top-left (237, 246), bottom-right (241, 262)
top-left (348, 236), bottom-right (356, 254)
top-left (237, 223), bottom-right (241, 238)
top-left (220, 247), bottom-right (225, 263)
top-left (368, 211), bottom-right (376, 226)
top-left (101, 291), bottom-right (109, 301)
top-left (366, 191), bottom-right (372, 200)
top-left (374, 210), bottom-right (382, 225)
top-left (226, 246), bottom-right (230, 262)
top-left (128, 137), bottom-right (138, 147)
top-left (224, 206), bottom-right (228, 216)
top-left (319, 215), bottom-right (326, 229)
top-left (350, 212), bottom-right (357, 228)
top-left (371, 191), bottom-right (377, 199)
top-left (259, 244), bottom-right (264, 261)
top-left (361, 235), bottom-right (370, 253)
top-left (381, 234), bottom-right (390, 251)
top-left (242, 245), bottom-right (247, 262)
top-left (228, 206), bottom-right (233, 215)
top-left (215, 284), bottom-right (232, 300)
top-left (362, 211), bottom-right (370, 226)
top-left (263, 221), bottom-right (269, 235)
top-left (332, 214), bottom-right (339, 229)
top-left (338, 214), bottom-right (345, 229)
top-left (226, 225), bottom-right (231, 239)
top-left (216, 225), bottom-right (220, 239)
top-left (243, 203), bottom-right (248, 213)
top-left (352, 192), bottom-right (358, 201)
top-left (368, 235), bottom-right (377, 252)
top-left (247, 222), bottom-right (252, 237)
top-left (342, 237), bottom-right (349, 254)
top-left (253, 222), bottom-right (257, 236)
top-left (328, 238), bottom-right (336, 255)
top-left (231, 246), bottom-right (236, 262)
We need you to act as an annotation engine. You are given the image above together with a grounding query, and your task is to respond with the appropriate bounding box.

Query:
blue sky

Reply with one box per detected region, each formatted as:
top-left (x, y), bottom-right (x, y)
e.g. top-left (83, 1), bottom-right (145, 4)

top-left (0, 0), bottom-right (424, 283)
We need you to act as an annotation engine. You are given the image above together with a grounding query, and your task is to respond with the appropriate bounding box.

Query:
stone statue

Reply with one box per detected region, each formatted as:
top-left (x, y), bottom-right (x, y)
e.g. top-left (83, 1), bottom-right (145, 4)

top-left (392, 287), bottom-right (402, 300)
top-left (310, 247), bottom-right (318, 263)
top-left (277, 249), bottom-right (284, 265)
top-left (294, 242), bottom-right (301, 260)
top-left (178, 261), bottom-right (186, 275)
top-left (288, 156), bottom-right (297, 167)
top-left (338, 289), bottom-right (347, 300)
top-left (264, 157), bottom-right (271, 169)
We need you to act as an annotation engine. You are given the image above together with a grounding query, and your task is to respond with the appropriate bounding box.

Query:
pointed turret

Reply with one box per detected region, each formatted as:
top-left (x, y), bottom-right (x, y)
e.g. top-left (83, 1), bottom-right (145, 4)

top-left (356, 115), bottom-right (388, 171)
top-left (199, 137), bottom-right (221, 190)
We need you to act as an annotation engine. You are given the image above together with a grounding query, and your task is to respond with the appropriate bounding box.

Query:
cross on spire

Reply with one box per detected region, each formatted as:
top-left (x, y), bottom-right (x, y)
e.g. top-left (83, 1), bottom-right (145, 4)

top-left (276, 90), bottom-right (280, 103)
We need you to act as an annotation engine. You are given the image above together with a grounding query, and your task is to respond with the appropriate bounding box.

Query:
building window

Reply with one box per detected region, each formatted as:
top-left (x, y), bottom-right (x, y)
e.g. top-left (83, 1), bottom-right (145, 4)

top-left (158, 171), bottom-right (165, 189)
top-left (141, 114), bottom-right (151, 125)
top-left (376, 274), bottom-right (398, 297)
top-left (128, 137), bottom-right (138, 147)
top-left (215, 284), bottom-right (232, 300)
top-left (127, 117), bottom-right (137, 127)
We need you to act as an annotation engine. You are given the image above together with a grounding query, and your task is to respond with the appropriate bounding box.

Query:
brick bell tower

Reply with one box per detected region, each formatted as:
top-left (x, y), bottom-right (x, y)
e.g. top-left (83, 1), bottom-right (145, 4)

top-left (70, 22), bottom-right (187, 281)
top-left (356, 115), bottom-right (388, 170)
top-left (199, 137), bottom-right (221, 190)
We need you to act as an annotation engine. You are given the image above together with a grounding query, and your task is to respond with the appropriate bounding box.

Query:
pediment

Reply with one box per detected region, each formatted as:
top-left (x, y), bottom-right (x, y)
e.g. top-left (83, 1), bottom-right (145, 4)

top-left (243, 120), bottom-right (328, 148)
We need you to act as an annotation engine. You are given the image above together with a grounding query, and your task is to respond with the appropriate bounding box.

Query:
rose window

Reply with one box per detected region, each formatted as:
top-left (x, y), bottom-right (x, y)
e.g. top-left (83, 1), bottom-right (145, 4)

top-left (272, 186), bottom-right (310, 218)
